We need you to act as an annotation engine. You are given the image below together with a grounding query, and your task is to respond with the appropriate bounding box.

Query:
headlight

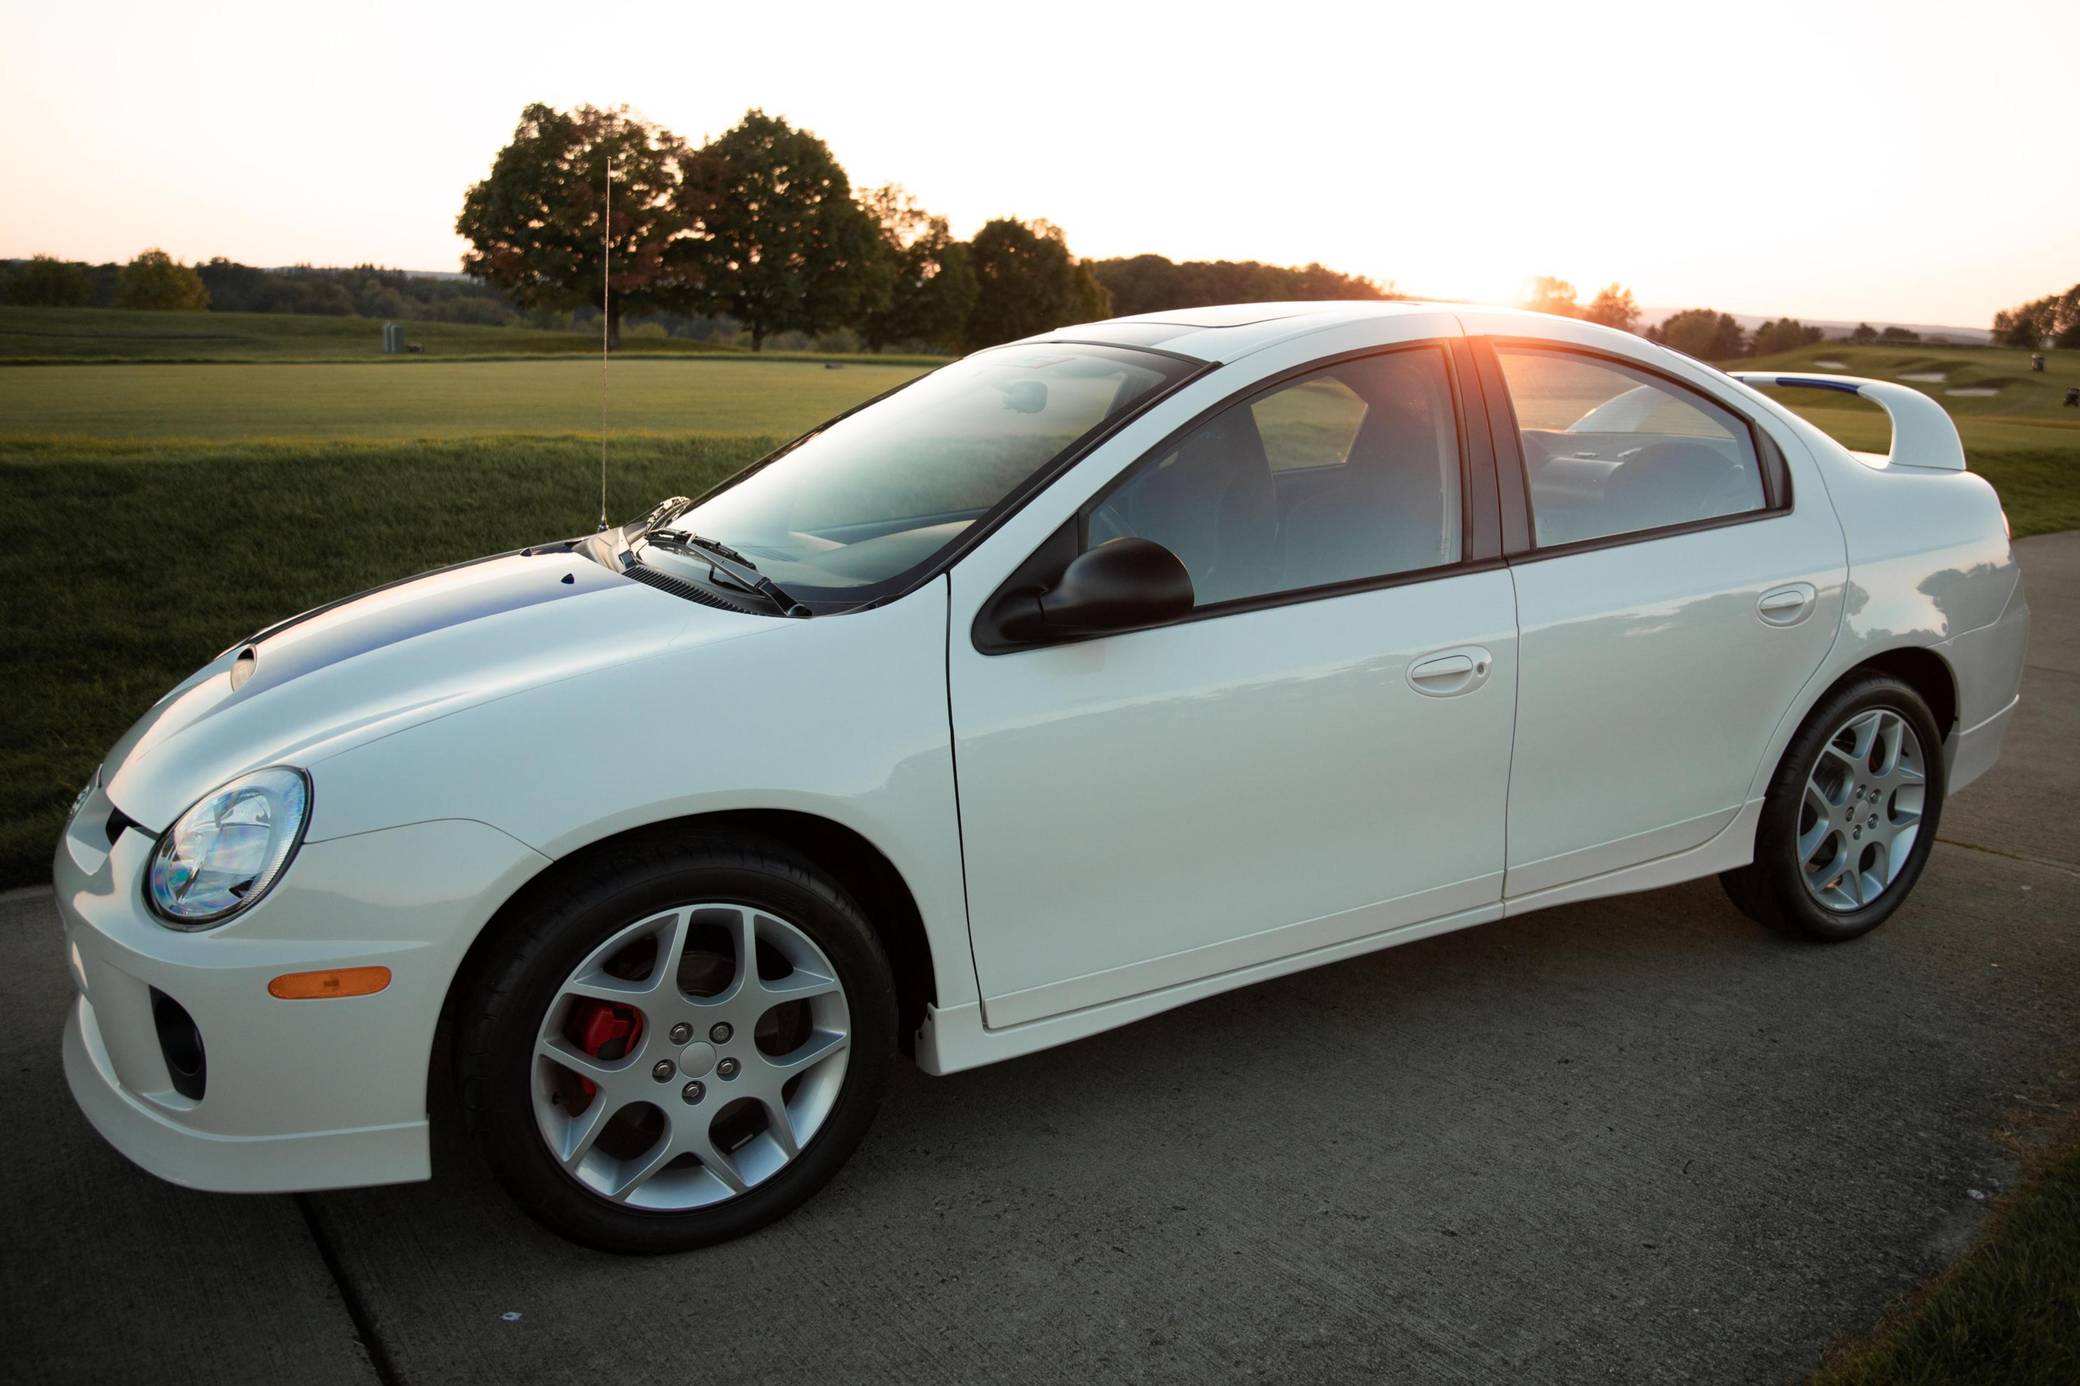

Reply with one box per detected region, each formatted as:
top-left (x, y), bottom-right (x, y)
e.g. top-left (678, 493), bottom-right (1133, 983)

top-left (146, 767), bottom-right (311, 928)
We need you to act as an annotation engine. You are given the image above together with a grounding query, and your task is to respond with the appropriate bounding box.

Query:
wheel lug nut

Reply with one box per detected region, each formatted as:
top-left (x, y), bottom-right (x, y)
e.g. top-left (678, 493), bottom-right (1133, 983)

top-left (716, 1057), bottom-right (740, 1080)
top-left (652, 1059), bottom-right (675, 1081)
top-left (668, 1022), bottom-right (693, 1044)
top-left (681, 1080), bottom-right (705, 1104)
top-left (709, 1022), bottom-right (733, 1044)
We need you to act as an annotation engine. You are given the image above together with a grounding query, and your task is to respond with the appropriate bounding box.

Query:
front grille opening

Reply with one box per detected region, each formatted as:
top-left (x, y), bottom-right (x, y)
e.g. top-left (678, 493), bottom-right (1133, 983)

top-left (149, 987), bottom-right (206, 1101)
top-left (104, 807), bottom-right (141, 846)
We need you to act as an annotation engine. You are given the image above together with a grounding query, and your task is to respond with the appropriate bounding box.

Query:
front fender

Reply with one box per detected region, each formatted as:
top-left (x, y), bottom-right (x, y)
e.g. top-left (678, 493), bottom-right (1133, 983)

top-left (304, 581), bottom-right (979, 1010)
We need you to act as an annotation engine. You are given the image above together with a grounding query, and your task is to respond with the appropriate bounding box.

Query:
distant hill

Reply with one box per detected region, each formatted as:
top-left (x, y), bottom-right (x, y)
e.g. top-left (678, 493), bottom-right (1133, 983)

top-left (1641, 306), bottom-right (1991, 345)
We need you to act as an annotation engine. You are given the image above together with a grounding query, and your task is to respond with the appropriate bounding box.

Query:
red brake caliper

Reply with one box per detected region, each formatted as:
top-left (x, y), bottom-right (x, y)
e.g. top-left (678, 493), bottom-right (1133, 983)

top-left (569, 1001), bottom-right (644, 1099)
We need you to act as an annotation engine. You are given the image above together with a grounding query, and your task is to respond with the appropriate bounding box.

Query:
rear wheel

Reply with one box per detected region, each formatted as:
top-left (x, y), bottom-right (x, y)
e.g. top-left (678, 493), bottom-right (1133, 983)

top-left (456, 833), bottom-right (895, 1252)
top-left (1721, 675), bottom-right (1946, 942)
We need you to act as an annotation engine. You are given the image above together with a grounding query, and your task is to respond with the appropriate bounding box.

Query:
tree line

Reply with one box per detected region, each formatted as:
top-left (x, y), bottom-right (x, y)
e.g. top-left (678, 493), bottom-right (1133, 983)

top-left (0, 251), bottom-right (526, 323)
top-left (1517, 276), bottom-right (1938, 361)
top-left (1991, 283), bottom-right (2080, 349)
top-left (2, 240), bottom-right (1956, 368)
top-left (0, 229), bottom-right (1391, 355)
top-left (3, 250), bottom-right (214, 312)
top-left (1089, 255), bottom-right (1392, 317)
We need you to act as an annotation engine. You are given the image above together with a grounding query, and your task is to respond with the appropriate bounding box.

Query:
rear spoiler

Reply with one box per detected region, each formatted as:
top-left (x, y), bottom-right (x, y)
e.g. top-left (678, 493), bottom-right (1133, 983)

top-left (1728, 372), bottom-right (1966, 471)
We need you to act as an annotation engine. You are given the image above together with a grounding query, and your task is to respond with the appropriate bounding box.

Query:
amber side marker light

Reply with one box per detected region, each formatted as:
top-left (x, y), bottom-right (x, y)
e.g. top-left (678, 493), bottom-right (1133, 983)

top-left (267, 966), bottom-right (391, 1000)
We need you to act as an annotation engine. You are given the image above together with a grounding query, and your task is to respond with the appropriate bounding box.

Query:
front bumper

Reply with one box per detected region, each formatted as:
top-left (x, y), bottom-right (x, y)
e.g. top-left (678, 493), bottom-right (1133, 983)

top-left (55, 789), bottom-right (548, 1193)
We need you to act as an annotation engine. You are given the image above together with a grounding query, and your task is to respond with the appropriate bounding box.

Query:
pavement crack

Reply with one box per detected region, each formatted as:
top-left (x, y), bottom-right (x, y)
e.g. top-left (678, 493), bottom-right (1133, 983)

top-left (297, 1194), bottom-right (404, 1386)
top-left (1936, 836), bottom-right (2080, 877)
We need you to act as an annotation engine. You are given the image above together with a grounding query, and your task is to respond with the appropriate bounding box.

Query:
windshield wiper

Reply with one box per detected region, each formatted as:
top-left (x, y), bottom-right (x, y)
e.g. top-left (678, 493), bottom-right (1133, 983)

top-left (644, 530), bottom-right (811, 618)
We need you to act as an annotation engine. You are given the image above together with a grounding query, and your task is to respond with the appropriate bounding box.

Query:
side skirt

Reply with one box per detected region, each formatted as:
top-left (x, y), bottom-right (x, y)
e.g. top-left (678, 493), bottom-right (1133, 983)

top-left (915, 900), bottom-right (1501, 1076)
top-left (1501, 798), bottom-right (1763, 917)
top-left (915, 798), bottom-right (1768, 1078)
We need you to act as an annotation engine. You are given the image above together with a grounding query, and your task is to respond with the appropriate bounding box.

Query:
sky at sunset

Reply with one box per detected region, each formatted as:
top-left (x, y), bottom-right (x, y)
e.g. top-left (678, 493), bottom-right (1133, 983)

top-left (4, 0), bottom-right (2075, 328)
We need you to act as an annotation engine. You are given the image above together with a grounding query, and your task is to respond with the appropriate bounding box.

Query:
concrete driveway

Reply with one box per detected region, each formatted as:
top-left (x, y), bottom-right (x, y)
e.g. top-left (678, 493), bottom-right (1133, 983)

top-left (7, 533), bottom-right (2076, 1385)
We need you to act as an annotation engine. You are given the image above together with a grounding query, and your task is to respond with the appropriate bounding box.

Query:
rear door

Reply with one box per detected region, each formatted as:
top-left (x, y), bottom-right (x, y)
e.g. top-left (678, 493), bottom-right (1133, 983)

top-left (1470, 334), bottom-right (1846, 897)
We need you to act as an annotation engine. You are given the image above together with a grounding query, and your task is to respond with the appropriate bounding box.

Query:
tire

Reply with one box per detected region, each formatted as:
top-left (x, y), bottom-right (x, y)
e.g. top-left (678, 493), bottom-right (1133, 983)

top-left (1720, 674), bottom-right (1946, 942)
top-left (455, 830), bottom-right (896, 1253)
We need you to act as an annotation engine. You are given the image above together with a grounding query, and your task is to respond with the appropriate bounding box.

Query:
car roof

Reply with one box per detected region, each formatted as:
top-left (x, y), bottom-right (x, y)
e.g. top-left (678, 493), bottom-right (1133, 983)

top-left (1024, 299), bottom-right (1451, 364)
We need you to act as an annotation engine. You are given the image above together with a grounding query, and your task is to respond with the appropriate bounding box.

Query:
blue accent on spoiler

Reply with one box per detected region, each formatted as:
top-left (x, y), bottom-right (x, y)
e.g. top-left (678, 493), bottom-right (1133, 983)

top-left (1772, 376), bottom-right (1861, 394)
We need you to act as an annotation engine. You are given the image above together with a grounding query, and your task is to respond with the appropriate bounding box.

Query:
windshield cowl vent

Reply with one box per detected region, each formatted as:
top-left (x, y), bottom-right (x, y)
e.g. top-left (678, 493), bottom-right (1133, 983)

top-left (623, 564), bottom-right (765, 615)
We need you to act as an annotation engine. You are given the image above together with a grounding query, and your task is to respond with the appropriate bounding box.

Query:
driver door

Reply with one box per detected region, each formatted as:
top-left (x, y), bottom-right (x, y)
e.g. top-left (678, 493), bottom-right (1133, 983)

top-left (946, 342), bottom-right (1519, 1028)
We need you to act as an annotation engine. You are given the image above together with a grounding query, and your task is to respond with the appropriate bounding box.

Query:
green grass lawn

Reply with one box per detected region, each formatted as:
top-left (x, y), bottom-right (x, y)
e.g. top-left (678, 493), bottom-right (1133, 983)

top-left (0, 304), bottom-right (726, 362)
top-left (0, 357), bottom-right (929, 442)
top-left (0, 304), bottom-right (948, 366)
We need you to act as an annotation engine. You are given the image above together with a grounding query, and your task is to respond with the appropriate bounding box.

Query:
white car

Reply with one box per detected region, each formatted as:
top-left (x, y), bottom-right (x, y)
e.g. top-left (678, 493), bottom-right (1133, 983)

top-left (57, 302), bottom-right (2028, 1251)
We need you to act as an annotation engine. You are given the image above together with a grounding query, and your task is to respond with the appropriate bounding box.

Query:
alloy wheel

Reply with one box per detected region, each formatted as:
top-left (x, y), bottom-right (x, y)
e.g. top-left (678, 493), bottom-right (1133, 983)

top-left (530, 903), bottom-right (851, 1210)
top-left (1796, 707), bottom-right (1927, 913)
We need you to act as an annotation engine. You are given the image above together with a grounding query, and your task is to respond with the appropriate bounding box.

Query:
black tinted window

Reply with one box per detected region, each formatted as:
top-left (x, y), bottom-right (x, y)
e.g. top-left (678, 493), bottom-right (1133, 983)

top-left (1089, 348), bottom-right (1462, 606)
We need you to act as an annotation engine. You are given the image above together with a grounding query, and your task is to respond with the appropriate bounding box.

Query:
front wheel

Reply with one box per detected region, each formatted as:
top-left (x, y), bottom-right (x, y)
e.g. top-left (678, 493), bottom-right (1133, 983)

top-left (1721, 675), bottom-right (1947, 942)
top-left (455, 833), bottom-right (896, 1252)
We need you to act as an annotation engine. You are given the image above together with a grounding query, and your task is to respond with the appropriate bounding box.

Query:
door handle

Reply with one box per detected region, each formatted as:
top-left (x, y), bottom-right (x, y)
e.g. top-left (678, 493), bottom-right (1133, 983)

top-left (1408, 646), bottom-right (1492, 697)
top-left (1757, 583), bottom-right (1817, 626)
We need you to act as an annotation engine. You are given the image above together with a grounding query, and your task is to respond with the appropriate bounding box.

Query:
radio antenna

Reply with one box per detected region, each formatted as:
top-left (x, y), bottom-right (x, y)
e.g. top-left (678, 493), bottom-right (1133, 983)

top-left (597, 152), bottom-right (614, 531)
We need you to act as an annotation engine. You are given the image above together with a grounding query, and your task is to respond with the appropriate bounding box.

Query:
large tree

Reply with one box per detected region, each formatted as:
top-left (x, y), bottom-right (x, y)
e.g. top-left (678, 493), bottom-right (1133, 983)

top-left (1748, 317), bottom-right (1824, 355)
top-left (1524, 275), bottom-right (1580, 318)
top-left (1992, 302), bottom-right (2047, 348)
top-left (1992, 284), bottom-right (2080, 349)
top-left (1581, 283), bottom-right (1640, 332)
top-left (857, 184), bottom-right (976, 352)
top-left (116, 249), bottom-right (209, 310)
top-left (457, 103), bottom-right (693, 349)
top-left (1651, 308), bottom-right (1746, 360)
top-left (964, 218), bottom-right (1109, 351)
top-left (675, 110), bottom-right (880, 351)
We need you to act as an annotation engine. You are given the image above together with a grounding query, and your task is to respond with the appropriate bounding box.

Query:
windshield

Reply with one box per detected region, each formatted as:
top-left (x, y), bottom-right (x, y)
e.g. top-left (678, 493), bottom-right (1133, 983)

top-left (648, 343), bottom-right (1196, 609)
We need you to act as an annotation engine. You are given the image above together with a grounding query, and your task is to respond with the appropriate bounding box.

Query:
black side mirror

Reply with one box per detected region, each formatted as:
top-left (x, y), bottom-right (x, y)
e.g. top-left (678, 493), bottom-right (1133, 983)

top-left (989, 537), bottom-right (1193, 645)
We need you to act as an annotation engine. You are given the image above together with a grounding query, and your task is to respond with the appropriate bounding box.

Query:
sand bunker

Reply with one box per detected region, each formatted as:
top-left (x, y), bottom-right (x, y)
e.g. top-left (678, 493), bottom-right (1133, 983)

top-left (1813, 359), bottom-right (1847, 368)
top-left (1898, 371), bottom-right (1948, 382)
top-left (1945, 387), bottom-right (1998, 397)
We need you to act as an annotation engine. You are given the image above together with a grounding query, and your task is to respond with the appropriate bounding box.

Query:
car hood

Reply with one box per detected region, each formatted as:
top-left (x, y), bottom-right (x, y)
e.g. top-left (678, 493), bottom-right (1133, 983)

top-left (101, 548), bottom-right (765, 832)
